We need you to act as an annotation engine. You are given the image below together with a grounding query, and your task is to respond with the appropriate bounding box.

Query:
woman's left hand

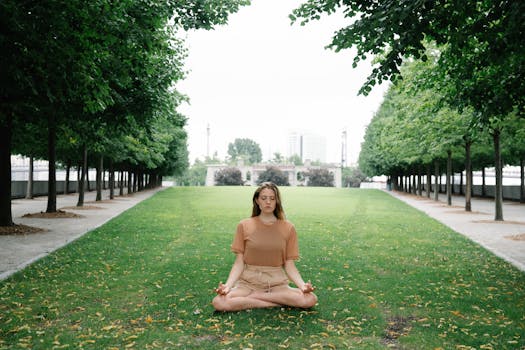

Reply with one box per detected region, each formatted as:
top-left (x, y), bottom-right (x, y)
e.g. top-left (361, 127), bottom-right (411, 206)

top-left (301, 282), bottom-right (315, 293)
top-left (214, 282), bottom-right (231, 295)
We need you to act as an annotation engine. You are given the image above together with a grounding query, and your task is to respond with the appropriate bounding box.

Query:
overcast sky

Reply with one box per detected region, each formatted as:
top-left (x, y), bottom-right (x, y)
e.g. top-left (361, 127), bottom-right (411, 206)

top-left (176, 0), bottom-right (389, 165)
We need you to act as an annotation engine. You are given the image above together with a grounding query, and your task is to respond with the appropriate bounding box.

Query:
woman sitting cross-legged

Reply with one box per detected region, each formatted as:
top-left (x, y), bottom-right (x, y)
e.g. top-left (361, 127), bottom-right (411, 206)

top-left (212, 182), bottom-right (317, 312)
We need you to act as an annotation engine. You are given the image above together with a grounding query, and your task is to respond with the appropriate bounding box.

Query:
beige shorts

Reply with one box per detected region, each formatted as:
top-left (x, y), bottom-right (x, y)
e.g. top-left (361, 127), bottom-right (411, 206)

top-left (235, 264), bottom-right (289, 292)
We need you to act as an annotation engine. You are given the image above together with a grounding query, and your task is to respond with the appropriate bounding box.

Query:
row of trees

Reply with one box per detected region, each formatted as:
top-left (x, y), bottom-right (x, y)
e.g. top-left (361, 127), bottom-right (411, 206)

top-left (359, 55), bottom-right (524, 205)
top-left (226, 138), bottom-right (306, 166)
top-left (291, 0), bottom-right (524, 220)
top-left (0, 1), bottom-right (248, 226)
top-left (214, 166), bottom-right (335, 187)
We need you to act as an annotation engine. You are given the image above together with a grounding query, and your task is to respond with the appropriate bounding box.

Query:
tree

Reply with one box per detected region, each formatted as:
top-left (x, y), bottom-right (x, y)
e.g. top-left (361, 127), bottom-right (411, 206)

top-left (214, 167), bottom-right (243, 186)
top-left (175, 159), bottom-right (208, 186)
top-left (256, 166), bottom-right (290, 186)
top-left (271, 152), bottom-right (285, 164)
top-left (305, 169), bottom-right (334, 187)
top-left (227, 138), bottom-right (262, 164)
top-left (0, 0), bottom-right (248, 226)
top-left (343, 166), bottom-right (367, 188)
top-left (288, 154), bottom-right (303, 166)
top-left (291, 0), bottom-right (524, 220)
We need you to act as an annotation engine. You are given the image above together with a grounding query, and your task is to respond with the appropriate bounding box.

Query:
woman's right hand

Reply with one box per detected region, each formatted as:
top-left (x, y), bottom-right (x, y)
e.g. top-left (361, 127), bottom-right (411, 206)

top-left (214, 282), bottom-right (230, 295)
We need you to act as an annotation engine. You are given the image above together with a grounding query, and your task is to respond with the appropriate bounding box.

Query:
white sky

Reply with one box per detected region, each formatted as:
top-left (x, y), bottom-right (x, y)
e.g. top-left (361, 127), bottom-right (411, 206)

top-left (176, 0), bottom-right (389, 165)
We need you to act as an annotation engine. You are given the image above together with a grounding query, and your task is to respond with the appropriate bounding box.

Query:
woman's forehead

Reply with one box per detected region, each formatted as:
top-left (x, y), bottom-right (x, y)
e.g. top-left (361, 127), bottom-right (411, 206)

top-left (259, 188), bottom-right (276, 196)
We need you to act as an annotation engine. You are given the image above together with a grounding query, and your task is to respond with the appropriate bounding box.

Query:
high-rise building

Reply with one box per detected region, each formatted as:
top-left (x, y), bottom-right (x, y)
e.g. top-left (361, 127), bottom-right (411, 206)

top-left (287, 131), bottom-right (327, 163)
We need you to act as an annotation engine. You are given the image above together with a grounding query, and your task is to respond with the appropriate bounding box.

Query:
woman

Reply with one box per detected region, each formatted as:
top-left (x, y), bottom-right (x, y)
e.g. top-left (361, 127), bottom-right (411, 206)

top-left (212, 182), bottom-right (317, 312)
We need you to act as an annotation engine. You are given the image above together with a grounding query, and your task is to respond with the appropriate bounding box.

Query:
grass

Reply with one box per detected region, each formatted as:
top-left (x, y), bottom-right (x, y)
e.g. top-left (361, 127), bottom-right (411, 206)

top-left (1, 186), bottom-right (524, 349)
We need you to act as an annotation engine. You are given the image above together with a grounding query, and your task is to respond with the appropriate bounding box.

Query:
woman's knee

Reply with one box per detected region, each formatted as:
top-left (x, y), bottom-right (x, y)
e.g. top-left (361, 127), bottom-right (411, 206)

top-left (212, 295), bottom-right (229, 311)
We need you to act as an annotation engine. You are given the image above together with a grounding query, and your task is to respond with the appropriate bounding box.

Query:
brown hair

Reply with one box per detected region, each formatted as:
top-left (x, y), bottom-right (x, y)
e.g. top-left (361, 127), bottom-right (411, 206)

top-left (251, 182), bottom-right (285, 220)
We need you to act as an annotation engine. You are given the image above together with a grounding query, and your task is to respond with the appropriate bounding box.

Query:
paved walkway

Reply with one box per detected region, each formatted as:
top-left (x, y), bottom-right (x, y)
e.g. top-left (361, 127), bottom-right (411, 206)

top-left (387, 190), bottom-right (525, 272)
top-left (1, 187), bottom-right (524, 281)
top-left (0, 187), bottom-right (165, 280)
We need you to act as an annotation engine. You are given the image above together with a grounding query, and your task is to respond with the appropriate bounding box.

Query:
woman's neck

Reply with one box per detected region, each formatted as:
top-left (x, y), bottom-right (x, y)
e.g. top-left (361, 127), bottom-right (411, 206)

top-left (258, 213), bottom-right (276, 222)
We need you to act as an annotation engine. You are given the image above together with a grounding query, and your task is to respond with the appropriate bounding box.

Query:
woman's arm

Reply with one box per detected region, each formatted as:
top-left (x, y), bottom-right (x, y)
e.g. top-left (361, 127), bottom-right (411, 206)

top-left (284, 259), bottom-right (315, 293)
top-left (215, 253), bottom-right (245, 295)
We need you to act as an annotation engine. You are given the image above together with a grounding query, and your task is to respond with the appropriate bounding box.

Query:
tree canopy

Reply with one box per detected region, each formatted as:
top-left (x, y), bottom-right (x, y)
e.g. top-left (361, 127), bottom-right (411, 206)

top-left (0, 0), bottom-right (248, 225)
top-left (227, 138), bottom-right (263, 165)
top-left (292, 0), bottom-right (524, 220)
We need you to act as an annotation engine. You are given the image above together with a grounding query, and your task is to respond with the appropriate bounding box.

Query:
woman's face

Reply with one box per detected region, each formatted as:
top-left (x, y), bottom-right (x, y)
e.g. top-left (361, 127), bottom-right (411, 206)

top-left (256, 188), bottom-right (277, 215)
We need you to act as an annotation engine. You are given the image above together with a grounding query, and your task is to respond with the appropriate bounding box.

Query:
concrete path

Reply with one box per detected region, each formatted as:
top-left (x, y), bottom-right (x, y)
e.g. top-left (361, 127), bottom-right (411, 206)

top-left (0, 187), bottom-right (165, 280)
top-left (387, 190), bottom-right (525, 272)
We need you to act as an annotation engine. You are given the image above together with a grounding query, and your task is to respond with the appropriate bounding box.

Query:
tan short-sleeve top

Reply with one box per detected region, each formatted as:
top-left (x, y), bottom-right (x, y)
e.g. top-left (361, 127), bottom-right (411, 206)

top-left (231, 217), bottom-right (299, 267)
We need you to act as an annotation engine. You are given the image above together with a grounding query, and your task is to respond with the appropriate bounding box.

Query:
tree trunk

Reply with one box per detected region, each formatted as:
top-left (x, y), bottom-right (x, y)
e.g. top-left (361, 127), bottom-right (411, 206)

top-left (434, 160), bottom-right (439, 201)
top-left (520, 158), bottom-right (525, 203)
top-left (481, 168), bottom-right (486, 197)
top-left (426, 164), bottom-right (431, 198)
top-left (119, 170), bottom-right (124, 196)
top-left (128, 171), bottom-right (133, 194)
top-left (86, 165), bottom-right (91, 192)
top-left (76, 164), bottom-right (81, 193)
top-left (417, 166), bottom-right (422, 196)
top-left (465, 141), bottom-right (472, 212)
top-left (26, 156), bottom-right (34, 199)
top-left (64, 159), bottom-right (71, 195)
top-left (446, 150), bottom-right (452, 206)
top-left (109, 160), bottom-right (115, 200)
top-left (0, 114), bottom-right (13, 226)
top-left (451, 169), bottom-right (455, 195)
top-left (46, 114), bottom-right (57, 213)
top-left (493, 129), bottom-right (503, 221)
top-left (77, 145), bottom-right (87, 207)
top-left (459, 171), bottom-right (463, 196)
top-left (96, 155), bottom-right (103, 201)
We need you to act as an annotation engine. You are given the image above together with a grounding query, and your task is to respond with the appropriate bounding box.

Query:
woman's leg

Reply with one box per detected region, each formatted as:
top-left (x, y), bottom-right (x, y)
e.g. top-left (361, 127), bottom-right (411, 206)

top-left (249, 286), bottom-right (317, 309)
top-left (212, 287), bottom-right (281, 312)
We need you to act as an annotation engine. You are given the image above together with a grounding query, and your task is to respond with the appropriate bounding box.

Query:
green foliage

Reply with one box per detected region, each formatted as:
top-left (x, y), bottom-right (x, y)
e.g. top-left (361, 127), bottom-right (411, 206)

top-left (271, 152), bottom-right (285, 164)
top-left (1, 187), bottom-right (524, 349)
top-left (358, 55), bottom-right (493, 177)
top-left (174, 159), bottom-right (208, 186)
top-left (305, 168), bottom-right (334, 187)
top-left (291, 0), bottom-right (525, 117)
top-left (342, 166), bottom-right (367, 188)
top-left (214, 167), bottom-right (244, 186)
top-left (256, 166), bottom-right (290, 186)
top-left (0, 0), bottom-right (247, 223)
top-left (227, 138), bottom-right (262, 165)
top-left (288, 154), bottom-right (303, 166)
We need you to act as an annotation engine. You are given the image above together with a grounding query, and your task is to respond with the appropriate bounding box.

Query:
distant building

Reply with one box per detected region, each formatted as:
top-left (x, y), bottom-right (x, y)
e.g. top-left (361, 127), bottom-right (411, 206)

top-left (287, 131), bottom-right (327, 163)
top-left (205, 161), bottom-right (342, 187)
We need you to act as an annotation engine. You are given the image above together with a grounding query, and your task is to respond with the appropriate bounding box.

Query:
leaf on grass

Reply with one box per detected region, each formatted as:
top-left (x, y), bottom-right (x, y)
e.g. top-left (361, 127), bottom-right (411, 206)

top-left (450, 310), bottom-right (465, 318)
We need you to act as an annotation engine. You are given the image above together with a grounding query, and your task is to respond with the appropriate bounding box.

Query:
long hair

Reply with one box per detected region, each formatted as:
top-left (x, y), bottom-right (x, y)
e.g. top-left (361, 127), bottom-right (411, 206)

top-left (251, 182), bottom-right (285, 220)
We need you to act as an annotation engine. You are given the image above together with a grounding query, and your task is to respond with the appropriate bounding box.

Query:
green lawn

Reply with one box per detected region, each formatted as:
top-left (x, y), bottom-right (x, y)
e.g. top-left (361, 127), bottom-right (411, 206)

top-left (1, 187), bottom-right (524, 349)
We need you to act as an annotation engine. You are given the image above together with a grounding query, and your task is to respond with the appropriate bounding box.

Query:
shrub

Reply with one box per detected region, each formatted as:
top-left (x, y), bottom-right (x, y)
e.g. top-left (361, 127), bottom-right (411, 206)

top-left (256, 166), bottom-right (290, 186)
top-left (214, 167), bottom-right (243, 186)
top-left (305, 168), bottom-right (334, 187)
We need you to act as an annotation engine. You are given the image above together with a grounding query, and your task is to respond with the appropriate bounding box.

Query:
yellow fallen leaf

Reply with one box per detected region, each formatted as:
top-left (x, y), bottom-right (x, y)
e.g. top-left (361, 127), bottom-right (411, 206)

top-left (450, 310), bottom-right (464, 318)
